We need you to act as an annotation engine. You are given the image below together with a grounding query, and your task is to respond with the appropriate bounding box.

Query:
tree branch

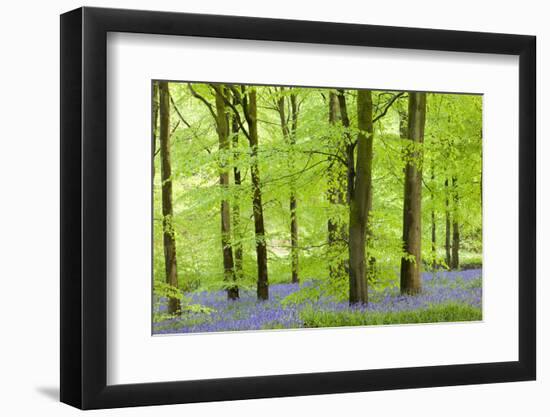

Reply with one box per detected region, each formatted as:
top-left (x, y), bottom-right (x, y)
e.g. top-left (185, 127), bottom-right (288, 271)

top-left (210, 84), bottom-right (252, 141)
top-left (168, 93), bottom-right (212, 154)
top-left (373, 92), bottom-right (405, 123)
top-left (187, 83), bottom-right (218, 124)
top-left (169, 94), bottom-right (191, 128)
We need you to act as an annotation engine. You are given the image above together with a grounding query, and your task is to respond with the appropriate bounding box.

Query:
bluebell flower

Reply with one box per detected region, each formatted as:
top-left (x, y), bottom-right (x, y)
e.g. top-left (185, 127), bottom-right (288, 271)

top-left (153, 269), bottom-right (482, 334)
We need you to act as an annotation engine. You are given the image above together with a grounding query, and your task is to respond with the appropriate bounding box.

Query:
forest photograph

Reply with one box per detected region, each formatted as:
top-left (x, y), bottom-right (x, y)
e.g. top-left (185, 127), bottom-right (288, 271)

top-left (152, 81), bottom-right (483, 335)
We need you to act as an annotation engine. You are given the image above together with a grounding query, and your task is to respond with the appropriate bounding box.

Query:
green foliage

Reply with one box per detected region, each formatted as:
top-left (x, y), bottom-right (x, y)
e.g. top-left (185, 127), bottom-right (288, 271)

top-left (153, 281), bottom-right (181, 301)
top-left (280, 277), bottom-right (350, 307)
top-left (460, 252), bottom-right (483, 269)
top-left (153, 82), bottom-right (482, 300)
top-left (153, 281), bottom-right (215, 321)
top-left (181, 302), bottom-right (216, 315)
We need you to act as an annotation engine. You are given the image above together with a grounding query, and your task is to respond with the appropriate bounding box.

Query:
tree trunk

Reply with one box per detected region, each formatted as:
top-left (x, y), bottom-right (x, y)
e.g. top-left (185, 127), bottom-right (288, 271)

top-left (277, 89), bottom-right (299, 283)
top-left (336, 90), bottom-right (358, 303)
top-left (400, 92), bottom-right (426, 295)
top-left (445, 178), bottom-right (451, 267)
top-left (451, 176), bottom-right (460, 270)
top-left (398, 108), bottom-right (408, 139)
top-left (289, 93), bottom-right (299, 283)
top-left (158, 81), bottom-right (181, 314)
top-left (289, 193), bottom-right (298, 283)
top-left (347, 90), bottom-right (373, 304)
top-left (243, 88), bottom-right (269, 300)
top-left (336, 90), bottom-right (355, 204)
top-left (327, 92), bottom-right (348, 280)
top-left (152, 82), bottom-right (159, 182)
top-left (215, 86), bottom-right (239, 300)
top-left (231, 105), bottom-right (243, 282)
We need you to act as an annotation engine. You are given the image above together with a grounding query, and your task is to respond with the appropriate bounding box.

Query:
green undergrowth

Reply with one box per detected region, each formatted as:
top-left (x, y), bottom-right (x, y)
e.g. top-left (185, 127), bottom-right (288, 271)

top-left (300, 303), bottom-right (482, 328)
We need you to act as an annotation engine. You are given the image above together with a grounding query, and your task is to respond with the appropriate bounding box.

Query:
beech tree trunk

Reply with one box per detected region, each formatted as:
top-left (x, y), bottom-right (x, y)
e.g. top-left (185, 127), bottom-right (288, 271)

top-left (277, 89), bottom-right (299, 283)
top-left (152, 82), bottom-right (159, 182)
top-left (398, 108), bottom-right (408, 138)
top-left (451, 176), bottom-right (460, 269)
top-left (159, 81), bottom-right (181, 314)
top-left (327, 92), bottom-right (348, 280)
top-left (400, 92), bottom-right (426, 295)
top-left (336, 90), bottom-right (355, 204)
top-left (289, 94), bottom-right (299, 283)
top-left (231, 106), bottom-right (243, 282)
top-left (242, 88), bottom-right (269, 300)
top-left (337, 90), bottom-right (359, 303)
top-left (214, 86), bottom-right (239, 300)
top-left (347, 90), bottom-right (373, 304)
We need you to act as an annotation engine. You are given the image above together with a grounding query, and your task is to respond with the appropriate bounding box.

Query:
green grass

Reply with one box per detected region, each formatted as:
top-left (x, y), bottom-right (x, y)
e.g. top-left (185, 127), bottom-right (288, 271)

top-left (461, 251), bottom-right (482, 263)
top-left (300, 303), bottom-right (482, 328)
top-left (459, 251), bottom-right (483, 270)
top-left (153, 315), bottom-right (212, 332)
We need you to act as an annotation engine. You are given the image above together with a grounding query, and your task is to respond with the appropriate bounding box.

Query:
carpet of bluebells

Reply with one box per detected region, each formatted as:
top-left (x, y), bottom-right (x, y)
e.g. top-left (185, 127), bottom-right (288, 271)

top-left (153, 269), bottom-right (482, 334)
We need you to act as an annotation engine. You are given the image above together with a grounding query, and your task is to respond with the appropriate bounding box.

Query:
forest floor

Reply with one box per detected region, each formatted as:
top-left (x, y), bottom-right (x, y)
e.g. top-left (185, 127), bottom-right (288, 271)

top-left (153, 268), bottom-right (482, 334)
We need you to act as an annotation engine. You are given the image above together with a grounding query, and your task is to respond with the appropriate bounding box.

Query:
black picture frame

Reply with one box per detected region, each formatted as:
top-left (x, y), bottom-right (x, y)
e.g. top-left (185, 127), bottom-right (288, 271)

top-left (60, 6), bottom-right (536, 410)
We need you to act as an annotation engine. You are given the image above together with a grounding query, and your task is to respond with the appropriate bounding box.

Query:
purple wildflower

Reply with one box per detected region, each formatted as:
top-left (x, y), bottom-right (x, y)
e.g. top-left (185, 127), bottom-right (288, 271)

top-left (153, 269), bottom-right (482, 334)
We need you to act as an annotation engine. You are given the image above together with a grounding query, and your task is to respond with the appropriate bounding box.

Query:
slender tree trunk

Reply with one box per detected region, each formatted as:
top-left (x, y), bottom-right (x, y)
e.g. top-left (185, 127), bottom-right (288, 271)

top-left (289, 194), bottom-right (298, 283)
top-left (231, 106), bottom-right (243, 282)
top-left (451, 220), bottom-right (460, 269)
top-left (289, 93), bottom-right (299, 283)
top-left (451, 176), bottom-right (460, 270)
top-left (347, 90), bottom-right (373, 304)
top-left (398, 109), bottom-right (408, 138)
top-left (337, 90), bottom-right (355, 204)
top-left (215, 86), bottom-right (239, 300)
top-left (152, 82), bottom-right (159, 182)
top-left (445, 178), bottom-right (451, 267)
top-left (327, 92), bottom-right (348, 280)
top-left (336, 90), bottom-right (358, 302)
top-left (159, 81), bottom-right (181, 313)
top-left (277, 89), bottom-right (299, 283)
top-left (242, 88), bottom-right (269, 300)
top-left (400, 92), bottom-right (426, 295)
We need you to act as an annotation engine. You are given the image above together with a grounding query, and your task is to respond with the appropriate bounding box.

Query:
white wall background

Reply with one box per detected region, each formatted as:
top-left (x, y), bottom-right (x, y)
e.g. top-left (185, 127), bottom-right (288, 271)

top-left (0, 0), bottom-right (545, 415)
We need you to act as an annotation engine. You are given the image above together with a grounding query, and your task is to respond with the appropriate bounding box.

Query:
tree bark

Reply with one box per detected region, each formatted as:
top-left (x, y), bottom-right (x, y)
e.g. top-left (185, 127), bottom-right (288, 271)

top-left (152, 82), bottom-right (159, 182)
top-left (159, 81), bottom-right (181, 314)
top-left (214, 86), bottom-right (239, 300)
top-left (451, 176), bottom-right (460, 270)
top-left (336, 90), bottom-right (355, 204)
top-left (347, 90), bottom-right (373, 304)
top-left (231, 104), bottom-right (243, 282)
top-left (327, 92), bottom-right (348, 280)
top-left (277, 88), bottom-right (299, 283)
top-left (398, 108), bottom-right (408, 139)
top-left (400, 92), bottom-right (426, 295)
top-left (337, 90), bottom-right (358, 303)
top-left (242, 88), bottom-right (269, 300)
top-left (289, 93), bottom-right (299, 283)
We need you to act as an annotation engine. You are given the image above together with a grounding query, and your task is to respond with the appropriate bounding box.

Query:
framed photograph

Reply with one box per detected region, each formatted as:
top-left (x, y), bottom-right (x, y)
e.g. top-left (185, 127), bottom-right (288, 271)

top-left (60, 6), bottom-right (536, 409)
